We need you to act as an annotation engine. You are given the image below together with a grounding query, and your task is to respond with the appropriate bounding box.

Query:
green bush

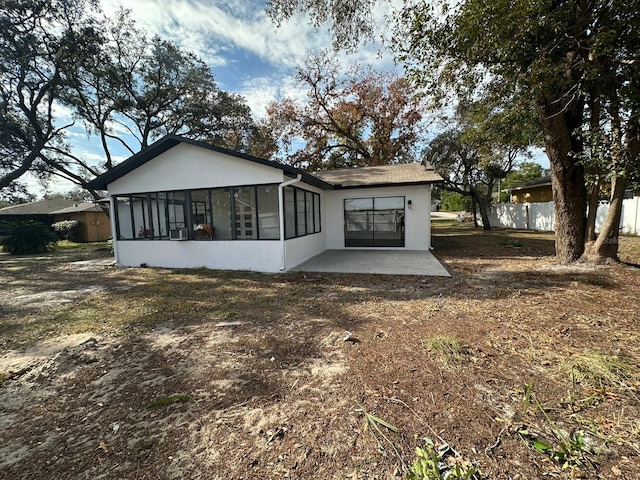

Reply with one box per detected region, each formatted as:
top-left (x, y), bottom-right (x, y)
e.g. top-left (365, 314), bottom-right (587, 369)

top-left (440, 192), bottom-right (470, 212)
top-left (0, 220), bottom-right (58, 254)
top-left (52, 219), bottom-right (83, 242)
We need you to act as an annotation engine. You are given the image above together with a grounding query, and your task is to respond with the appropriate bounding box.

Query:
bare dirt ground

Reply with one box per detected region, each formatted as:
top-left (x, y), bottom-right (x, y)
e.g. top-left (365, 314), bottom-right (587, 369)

top-left (1, 225), bottom-right (639, 480)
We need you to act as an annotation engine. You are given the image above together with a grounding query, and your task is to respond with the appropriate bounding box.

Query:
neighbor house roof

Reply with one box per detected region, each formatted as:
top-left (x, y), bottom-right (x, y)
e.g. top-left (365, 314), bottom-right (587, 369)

top-left (508, 175), bottom-right (552, 192)
top-left (0, 198), bottom-right (77, 215)
top-left (51, 202), bottom-right (105, 215)
top-left (312, 163), bottom-right (443, 188)
top-left (86, 135), bottom-right (335, 191)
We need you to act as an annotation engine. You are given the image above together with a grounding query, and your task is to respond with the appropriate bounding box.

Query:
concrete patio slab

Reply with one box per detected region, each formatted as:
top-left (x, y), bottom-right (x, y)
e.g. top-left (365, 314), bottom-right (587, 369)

top-left (291, 249), bottom-right (450, 277)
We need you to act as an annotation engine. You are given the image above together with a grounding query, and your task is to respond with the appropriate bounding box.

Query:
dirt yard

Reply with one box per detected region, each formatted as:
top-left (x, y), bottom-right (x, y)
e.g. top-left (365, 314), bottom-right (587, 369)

top-left (1, 224), bottom-right (639, 480)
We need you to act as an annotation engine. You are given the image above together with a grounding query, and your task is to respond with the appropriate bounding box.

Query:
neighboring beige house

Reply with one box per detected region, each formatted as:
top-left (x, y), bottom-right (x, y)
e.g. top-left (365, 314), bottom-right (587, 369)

top-left (0, 199), bottom-right (111, 242)
top-left (508, 176), bottom-right (553, 203)
top-left (52, 202), bottom-right (112, 242)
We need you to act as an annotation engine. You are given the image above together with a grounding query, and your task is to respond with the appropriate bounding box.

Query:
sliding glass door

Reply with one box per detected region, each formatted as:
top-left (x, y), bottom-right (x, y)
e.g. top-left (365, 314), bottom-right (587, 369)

top-left (344, 196), bottom-right (405, 247)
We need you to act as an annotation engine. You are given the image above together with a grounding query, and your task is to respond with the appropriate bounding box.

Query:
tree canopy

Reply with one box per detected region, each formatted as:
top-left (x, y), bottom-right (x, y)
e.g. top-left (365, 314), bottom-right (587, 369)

top-left (265, 53), bottom-right (425, 170)
top-left (424, 99), bottom-right (536, 229)
top-left (65, 12), bottom-right (258, 168)
top-left (0, 0), bottom-right (101, 191)
top-left (268, 0), bottom-right (640, 263)
top-left (0, 1), bottom-right (263, 196)
top-left (397, 0), bottom-right (640, 261)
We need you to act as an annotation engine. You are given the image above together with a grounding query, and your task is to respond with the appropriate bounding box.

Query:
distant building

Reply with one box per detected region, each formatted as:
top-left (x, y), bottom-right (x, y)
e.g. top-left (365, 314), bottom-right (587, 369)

top-left (0, 199), bottom-right (111, 242)
top-left (508, 176), bottom-right (553, 203)
top-left (51, 202), bottom-right (112, 242)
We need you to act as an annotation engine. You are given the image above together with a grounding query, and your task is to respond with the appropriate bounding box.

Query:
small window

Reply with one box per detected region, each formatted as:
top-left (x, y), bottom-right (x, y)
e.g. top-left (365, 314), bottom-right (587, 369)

top-left (167, 191), bottom-right (187, 233)
top-left (313, 193), bottom-right (321, 233)
top-left (233, 187), bottom-right (257, 239)
top-left (114, 196), bottom-right (134, 240)
top-left (296, 189), bottom-right (307, 236)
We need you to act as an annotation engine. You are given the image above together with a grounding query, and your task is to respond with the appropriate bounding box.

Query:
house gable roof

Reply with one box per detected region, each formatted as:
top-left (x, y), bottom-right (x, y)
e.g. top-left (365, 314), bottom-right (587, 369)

top-left (0, 198), bottom-right (77, 215)
top-left (86, 135), bottom-right (335, 191)
top-left (312, 163), bottom-right (443, 188)
top-left (86, 135), bottom-right (444, 192)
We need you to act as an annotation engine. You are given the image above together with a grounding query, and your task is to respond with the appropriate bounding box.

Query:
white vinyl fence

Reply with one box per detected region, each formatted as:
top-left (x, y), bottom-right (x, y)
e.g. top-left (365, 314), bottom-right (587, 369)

top-left (487, 196), bottom-right (640, 236)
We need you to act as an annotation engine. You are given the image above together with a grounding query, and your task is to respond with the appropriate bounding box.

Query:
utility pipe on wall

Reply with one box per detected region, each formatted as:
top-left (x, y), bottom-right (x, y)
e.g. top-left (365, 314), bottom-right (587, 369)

top-left (278, 174), bottom-right (302, 271)
top-left (109, 196), bottom-right (119, 265)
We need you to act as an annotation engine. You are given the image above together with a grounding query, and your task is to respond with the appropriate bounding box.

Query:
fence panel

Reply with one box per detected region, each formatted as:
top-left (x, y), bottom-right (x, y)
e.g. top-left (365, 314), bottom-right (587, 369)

top-left (488, 197), bottom-right (639, 236)
top-left (528, 202), bottom-right (555, 231)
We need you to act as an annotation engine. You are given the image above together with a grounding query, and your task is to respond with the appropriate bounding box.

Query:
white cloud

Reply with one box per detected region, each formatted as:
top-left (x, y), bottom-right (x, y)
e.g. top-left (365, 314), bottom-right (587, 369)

top-left (238, 74), bottom-right (309, 119)
top-left (99, 0), bottom-right (396, 73)
top-left (96, 0), bottom-right (401, 127)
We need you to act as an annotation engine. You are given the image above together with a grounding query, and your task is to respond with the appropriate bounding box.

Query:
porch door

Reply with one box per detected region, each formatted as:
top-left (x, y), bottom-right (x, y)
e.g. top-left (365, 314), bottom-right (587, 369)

top-left (344, 196), bottom-right (405, 247)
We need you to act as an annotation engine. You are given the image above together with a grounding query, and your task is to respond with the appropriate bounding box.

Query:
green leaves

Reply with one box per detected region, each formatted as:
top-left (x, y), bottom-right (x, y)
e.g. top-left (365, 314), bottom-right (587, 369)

top-left (0, 220), bottom-right (58, 254)
top-left (408, 438), bottom-right (480, 480)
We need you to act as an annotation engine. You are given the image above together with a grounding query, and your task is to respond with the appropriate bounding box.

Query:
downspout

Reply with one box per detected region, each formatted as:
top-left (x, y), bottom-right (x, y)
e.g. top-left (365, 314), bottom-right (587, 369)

top-left (278, 174), bottom-right (302, 271)
top-left (109, 196), bottom-right (119, 265)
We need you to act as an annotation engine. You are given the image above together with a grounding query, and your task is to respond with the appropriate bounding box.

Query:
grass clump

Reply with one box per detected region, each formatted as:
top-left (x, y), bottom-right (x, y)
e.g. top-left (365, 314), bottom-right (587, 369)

top-left (147, 394), bottom-right (193, 409)
top-left (501, 237), bottom-right (524, 248)
top-left (518, 382), bottom-right (595, 474)
top-left (408, 438), bottom-right (479, 480)
top-left (357, 406), bottom-right (404, 469)
top-left (563, 350), bottom-right (631, 391)
top-left (422, 335), bottom-right (469, 365)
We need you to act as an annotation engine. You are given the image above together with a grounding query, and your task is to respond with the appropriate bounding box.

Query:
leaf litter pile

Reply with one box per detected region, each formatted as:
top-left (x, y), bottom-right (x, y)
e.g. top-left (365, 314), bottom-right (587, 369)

top-left (0, 223), bottom-right (639, 479)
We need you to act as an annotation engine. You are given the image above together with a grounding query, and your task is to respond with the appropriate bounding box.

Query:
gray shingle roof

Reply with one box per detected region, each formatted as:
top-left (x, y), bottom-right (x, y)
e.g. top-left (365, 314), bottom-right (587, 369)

top-left (0, 198), bottom-right (76, 215)
top-left (51, 202), bottom-right (105, 214)
top-left (312, 163), bottom-right (443, 188)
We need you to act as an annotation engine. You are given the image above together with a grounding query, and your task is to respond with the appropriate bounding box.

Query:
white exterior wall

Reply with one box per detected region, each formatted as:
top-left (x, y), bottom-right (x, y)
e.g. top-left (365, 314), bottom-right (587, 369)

top-left (105, 143), bottom-right (437, 270)
top-left (115, 240), bottom-right (283, 272)
top-left (284, 233), bottom-right (326, 270)
top-left (282, 183), bottom-right (327, 270)
top-left (324, 185), bottom-right (432, 250)
top-left (107, 144), bottom-right (328, 272)
top-left (109, 143), bottom-right (285, 194)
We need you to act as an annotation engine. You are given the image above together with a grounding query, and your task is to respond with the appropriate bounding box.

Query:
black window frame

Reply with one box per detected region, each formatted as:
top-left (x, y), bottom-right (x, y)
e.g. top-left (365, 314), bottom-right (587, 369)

top-left (283, 186), bottom-right (321, 240)
top-left (112, 183), bottom-right (284, 242)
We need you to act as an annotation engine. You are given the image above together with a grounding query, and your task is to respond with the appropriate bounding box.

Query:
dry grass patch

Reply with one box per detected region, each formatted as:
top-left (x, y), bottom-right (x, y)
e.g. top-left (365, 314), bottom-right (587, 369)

top-left (422, 334), bottom-right (470, 366)
top-left (1, 227), bottom-right (640, 479)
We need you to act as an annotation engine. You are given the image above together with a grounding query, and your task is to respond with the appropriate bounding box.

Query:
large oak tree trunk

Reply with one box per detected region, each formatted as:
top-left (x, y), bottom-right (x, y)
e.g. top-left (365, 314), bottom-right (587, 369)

top-left (584, 175), bottom-right (628, 261)
top-left (583, 112), bottom-right (639, 262)
top-left (536, 102), bottom-right (587, 263)
top-left (584, 179), bottom-right (602, 244)
top-left (475, 197), bottom-right (491, 230)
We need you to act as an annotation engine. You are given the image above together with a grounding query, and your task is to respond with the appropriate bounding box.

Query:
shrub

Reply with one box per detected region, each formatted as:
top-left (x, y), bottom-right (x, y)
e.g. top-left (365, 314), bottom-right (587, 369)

top-left (440, 192), bottom-right (470, 212)
top-left (52, 219), bottom-right (83, 242)
top-left (0, 220), bottom-right (58, 254)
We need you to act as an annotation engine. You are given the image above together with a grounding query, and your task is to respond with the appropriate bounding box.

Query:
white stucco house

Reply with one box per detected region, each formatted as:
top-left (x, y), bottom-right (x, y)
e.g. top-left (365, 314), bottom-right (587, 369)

top-left (87, 135), bottom-right (443, 272)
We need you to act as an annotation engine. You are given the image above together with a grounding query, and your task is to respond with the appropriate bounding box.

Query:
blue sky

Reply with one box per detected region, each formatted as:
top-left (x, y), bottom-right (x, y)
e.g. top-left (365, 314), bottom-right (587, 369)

top-left (29, 0), bottom-right (548, 196)
top-left (29, 0), bottom-right (400, 195)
